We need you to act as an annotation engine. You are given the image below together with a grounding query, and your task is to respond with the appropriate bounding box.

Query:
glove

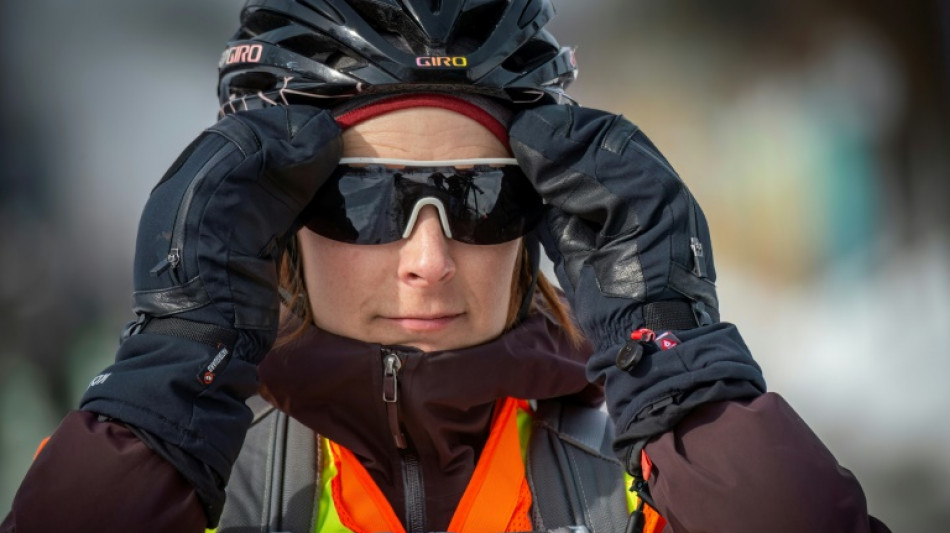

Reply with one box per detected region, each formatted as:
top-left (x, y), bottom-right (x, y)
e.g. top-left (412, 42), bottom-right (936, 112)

top-left (509, 105), bottom-right (765, 475)
top-left (80, 105), bottom-right (341, 522)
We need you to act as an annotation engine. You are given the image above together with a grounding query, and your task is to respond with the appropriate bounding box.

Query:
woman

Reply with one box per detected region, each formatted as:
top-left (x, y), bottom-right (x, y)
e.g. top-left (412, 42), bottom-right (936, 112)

top-left (234, 98), bottom-right (629, 533)
top-left (3, 1), bottom-right (889, 532)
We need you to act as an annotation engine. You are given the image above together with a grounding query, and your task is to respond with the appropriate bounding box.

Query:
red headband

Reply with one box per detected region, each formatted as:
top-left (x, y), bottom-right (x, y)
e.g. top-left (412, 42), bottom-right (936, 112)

top-left (334, 94), bottom-right (509, 145)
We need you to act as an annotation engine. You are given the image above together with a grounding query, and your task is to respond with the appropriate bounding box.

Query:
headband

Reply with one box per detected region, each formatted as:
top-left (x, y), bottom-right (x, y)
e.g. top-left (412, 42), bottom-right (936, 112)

top-left (333, 93), bottom-right (511, 145)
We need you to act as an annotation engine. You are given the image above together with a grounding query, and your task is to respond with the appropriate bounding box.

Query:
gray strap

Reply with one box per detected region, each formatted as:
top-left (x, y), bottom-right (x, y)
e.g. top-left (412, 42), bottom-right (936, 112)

top-left (218, 395), bottom-right (319, 533)
top-left (527, 401), bottom-right (629, 533)
top-left (279, 413), bottom-right (320, 533)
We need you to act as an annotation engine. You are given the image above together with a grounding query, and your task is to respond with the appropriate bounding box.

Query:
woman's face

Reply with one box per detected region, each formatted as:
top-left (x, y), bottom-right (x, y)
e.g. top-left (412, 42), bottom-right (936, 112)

top-left (297, 107), bottom-right (521, 352)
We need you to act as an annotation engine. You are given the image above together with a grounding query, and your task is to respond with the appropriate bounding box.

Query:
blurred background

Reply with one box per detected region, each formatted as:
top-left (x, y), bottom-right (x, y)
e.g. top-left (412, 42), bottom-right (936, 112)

top-left (1, 0), bottom-right (948, 529)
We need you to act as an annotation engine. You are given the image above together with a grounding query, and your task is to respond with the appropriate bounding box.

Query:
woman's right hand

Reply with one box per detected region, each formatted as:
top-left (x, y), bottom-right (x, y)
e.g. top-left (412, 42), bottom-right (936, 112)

top-left (79, 105), bottom-right (341, 522)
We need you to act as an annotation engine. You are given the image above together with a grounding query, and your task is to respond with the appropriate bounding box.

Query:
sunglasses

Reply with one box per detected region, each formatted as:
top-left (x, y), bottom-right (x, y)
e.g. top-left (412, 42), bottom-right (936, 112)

top-left (304, 158), bottom-right (543, 245)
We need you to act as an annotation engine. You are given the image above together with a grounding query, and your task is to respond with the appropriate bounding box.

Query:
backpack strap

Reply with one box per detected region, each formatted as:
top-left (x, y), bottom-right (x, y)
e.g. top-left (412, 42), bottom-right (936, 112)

top-left (527, 400), bottom-right (629, 533)
top-left (218, 395), bottom-right (320, 533)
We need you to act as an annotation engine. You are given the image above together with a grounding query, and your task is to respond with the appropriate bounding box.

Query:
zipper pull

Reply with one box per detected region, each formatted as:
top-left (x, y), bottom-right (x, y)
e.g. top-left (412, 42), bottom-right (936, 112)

top-left (690, 237), bottom-right (706, 278)
top-left (616, 328), bottom-right (656, 372)
top-left (150, 248), bottom-right (181, 278)
top-left (382, 350), bottom-right (407, 449)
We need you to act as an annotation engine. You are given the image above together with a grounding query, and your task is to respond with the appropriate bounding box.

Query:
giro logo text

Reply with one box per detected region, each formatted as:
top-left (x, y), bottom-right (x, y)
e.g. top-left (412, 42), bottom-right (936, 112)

top-left (223, 44), bottom-right (264, 65)
top-left (416, 56), bottom-right (468, 68)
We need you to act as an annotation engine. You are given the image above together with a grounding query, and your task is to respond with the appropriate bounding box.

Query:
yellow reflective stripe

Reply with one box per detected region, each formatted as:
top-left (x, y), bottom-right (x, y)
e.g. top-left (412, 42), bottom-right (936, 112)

top-left (624, 472), bottom-right (666, 533)
top-left (515, 402), bottom-right (533, 463)
top-left (623, 471), bottom-right (639, 513)
top-left (316, 436), bottom-right (352, 533)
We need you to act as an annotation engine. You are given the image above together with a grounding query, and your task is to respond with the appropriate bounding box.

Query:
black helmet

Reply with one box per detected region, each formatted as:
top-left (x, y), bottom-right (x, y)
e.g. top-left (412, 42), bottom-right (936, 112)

top-left (218, 0), bottom-right (577, 114)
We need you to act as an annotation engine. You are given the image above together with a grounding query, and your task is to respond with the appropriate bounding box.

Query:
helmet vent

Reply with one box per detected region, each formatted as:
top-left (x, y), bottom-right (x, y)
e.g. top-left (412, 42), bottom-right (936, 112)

top-left (281, 33), bottom-right (338, 62)
top-left (242, 10), bottom-right (293, 37)
top-left (230, 72), bottom-right (279, 95)
top-left (502, 39), bottom-right (558, 73)
top-left (350, 0), bottom-right (436, 53)
top-left (277, 32), bottom-right (365, 72)
top-left (349, 0), bottom-right (403, 29)
top-left (327, 52), bottom-right (363, 71)
top-left (450, 1), bottom-right (507, 54)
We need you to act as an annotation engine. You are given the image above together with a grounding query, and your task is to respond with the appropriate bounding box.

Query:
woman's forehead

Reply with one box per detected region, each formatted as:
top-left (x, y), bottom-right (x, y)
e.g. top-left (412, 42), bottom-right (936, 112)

top-left (341, 108), bottom-right (509, 160)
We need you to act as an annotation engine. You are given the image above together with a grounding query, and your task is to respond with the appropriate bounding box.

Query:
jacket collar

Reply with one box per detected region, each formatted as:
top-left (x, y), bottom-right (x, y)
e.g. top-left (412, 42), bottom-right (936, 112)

top-left (257, 310), bottom-right (597, 529)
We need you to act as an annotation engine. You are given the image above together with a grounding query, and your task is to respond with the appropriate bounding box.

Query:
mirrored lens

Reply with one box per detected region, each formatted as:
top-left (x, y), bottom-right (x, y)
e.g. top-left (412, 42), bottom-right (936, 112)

top-left (304, 164), bottom-right (541, 245)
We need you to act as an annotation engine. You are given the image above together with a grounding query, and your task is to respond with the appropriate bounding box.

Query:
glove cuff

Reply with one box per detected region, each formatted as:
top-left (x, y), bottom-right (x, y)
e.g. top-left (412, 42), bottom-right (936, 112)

top-left (586, 322), bottom-right (766, 472)
top-left (80, 333), bottom-right (260, 524)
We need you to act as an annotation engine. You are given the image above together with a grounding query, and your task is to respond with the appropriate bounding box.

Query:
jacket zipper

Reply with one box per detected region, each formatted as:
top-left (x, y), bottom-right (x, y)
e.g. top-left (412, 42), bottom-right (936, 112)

top-left (684, 190), bottom-right (707, 278)
top-left (635, 135), bottom-right (707, 281)
top-left (685, 191), bottom-right (715, 326)
top-left (381, 348), bottom-right (426, 532)
top-left (381, 349), bottom-right (407, 449)
top-left (149, 142), bottom-right (238, 285)
top-left (401, 450), bottom-right (426, 533)
top-left (690, 236), bottom-right (706, 278)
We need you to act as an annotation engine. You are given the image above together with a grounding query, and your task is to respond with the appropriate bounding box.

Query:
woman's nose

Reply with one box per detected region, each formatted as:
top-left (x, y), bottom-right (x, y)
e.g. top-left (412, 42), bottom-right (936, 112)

top-left (398, 205), bottom-right (456, 286)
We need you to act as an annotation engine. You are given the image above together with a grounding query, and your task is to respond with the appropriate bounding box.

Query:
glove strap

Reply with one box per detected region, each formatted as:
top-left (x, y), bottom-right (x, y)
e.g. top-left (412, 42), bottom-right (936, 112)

top-left (124, 315), bottom-right (238, 349)
top-left (642, 301), bottom-right (714, 331)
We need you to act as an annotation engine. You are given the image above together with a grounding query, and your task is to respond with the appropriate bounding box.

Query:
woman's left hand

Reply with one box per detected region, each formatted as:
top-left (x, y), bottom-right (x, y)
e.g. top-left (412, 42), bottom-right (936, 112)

top-left (509, 105), bottom-right (765, 474)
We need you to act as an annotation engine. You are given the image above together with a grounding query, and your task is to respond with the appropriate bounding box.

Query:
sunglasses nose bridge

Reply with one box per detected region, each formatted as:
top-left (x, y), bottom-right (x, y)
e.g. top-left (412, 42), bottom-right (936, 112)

top-left (402, 197), bottom-right (454, 240)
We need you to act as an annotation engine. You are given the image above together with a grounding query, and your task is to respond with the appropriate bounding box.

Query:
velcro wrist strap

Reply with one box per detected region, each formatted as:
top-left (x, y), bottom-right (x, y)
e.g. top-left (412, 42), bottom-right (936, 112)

top-left (642, 301), bottom-right (702, 331)
top-left (140, 316), bottom-right (239, 349)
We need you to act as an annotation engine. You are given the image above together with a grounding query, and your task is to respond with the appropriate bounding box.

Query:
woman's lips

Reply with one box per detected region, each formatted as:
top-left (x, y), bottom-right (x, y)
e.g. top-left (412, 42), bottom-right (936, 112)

top-left (385, 314), bottom-right (462, 332)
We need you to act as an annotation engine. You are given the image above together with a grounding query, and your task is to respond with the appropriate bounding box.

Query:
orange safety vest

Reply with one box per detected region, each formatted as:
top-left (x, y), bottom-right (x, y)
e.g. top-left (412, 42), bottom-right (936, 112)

top-left (325, 397), bottom-right (533, 533)
top-left (319, 397), bottom-right (665, 533)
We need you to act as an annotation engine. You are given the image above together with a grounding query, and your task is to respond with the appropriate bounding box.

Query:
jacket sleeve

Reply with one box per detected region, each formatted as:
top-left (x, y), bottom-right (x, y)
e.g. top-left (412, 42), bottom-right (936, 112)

top-left (1, 410), bottom-right (207, 533)
top-left (644, 392), bottom-right (891, 533)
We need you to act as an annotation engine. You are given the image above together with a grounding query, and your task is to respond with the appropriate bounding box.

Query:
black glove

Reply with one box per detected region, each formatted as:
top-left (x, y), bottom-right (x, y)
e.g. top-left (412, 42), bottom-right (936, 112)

top-left (509, 105), bottom-right (765, 475)
top-left (80, 105), bottom-right (341, 523)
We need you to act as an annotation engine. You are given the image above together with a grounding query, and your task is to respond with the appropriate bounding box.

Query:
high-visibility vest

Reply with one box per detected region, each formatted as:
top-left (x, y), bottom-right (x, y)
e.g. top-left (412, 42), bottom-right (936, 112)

top-left (214, 396), bottom-right (666, 533)
top-left (319, 398), bottom-right (533, 533)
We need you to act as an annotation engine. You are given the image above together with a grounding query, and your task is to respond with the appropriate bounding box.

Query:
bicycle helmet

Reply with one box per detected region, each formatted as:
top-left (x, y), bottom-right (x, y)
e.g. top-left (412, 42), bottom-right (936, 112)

top-left (218, 0), bottom-right (578, 114)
